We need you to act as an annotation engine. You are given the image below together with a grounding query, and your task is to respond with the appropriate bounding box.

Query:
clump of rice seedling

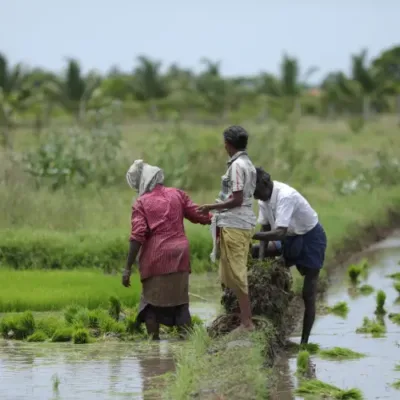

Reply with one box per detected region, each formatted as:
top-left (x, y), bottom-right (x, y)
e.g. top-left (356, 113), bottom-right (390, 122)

top-left (108, 296), bottom-right (121, 321)
top-left (125, 314), bottom-right (142, 335)
top-left (375, 290), bottom-right (387, 315)
top-left (319, 347), bottom-right (366, 360)
top-left (358, 284), bottom-right (374, 295)
top-left (36, 316), bottom-right (63, 337)
top-left (191, 315), bottom-right (204, 327)
top-left (394, 363), bottom-right (400, 371)
top-left (99, 315), bottom-right (125, 336)
top-left (389, 313), bottom-right (400, 325)
top-left (348, 264), bottom-right (363, 284)
top-left (326, 301), bottom-right (349, 318)
top-left (64, 304), bottom-right (83, 324)
top-left (393, 282), bottom-right (400, 294)
top-left (300, 342), bottom-right (320, 354)
top-left (359, 258), bottom-right (369, 270)
top-left (387, 272), bottom-right (400, 280)
top-left (72, 308), bottom-right (90, 328)
top-left (52, 373), bottom-right (60, 393)
top-left (52, 327), bottom-right (73, 342)
top-left (0, 312), bottom-right (35, 339)
top-left (356, 317), bottom-right (386, 337)
top-left (88, 309), bottom-right (107, 329)
top-left (27, 330), bottom-right (48, 342)
top-left (73, 328), bottom-right (91, 344)
top-left (296, 350), bottom-right (310, 375)
top-left (392, 380), bottom-right (400, 390)
top-left (296, 379), bottom-right (363, 399)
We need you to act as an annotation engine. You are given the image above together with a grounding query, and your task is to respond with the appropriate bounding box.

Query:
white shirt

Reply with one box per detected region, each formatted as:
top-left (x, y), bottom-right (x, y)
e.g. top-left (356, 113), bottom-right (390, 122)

top-left (216, 151), bottom-right (257, 230)
top-left (257, 181), bottom-right (318, 235)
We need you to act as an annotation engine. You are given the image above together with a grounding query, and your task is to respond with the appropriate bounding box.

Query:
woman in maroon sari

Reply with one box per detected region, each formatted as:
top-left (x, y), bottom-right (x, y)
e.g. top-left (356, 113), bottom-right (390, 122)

top-left (122, 160), bottom-right (211, 340)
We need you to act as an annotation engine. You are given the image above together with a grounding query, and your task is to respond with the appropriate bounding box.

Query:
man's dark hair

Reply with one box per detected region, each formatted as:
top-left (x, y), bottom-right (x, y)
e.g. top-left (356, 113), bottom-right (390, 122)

top-left (223, 125), bottom-right (249, 150)
top-left (255, 167), bottom-right (271, 185)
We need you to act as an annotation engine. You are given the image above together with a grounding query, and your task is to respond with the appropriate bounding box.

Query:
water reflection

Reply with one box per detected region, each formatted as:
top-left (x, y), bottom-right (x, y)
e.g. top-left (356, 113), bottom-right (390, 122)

top-left (274, 233), bottom-right (400, 400)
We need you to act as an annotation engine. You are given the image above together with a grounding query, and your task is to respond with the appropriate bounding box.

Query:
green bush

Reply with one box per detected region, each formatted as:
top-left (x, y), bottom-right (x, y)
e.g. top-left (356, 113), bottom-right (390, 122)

top-left (0, 312), bottom-right (35, 339)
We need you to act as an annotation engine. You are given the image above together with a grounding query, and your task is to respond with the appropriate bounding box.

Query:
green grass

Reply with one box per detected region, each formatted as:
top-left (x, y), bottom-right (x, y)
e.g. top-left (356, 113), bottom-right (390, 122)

top-left (296, 350), bottom-right (310, 375)
top-left (388, 313), bottom-right (400, 325)
top-left (295, 379), bottom-right (363, 399)
top-left (387, 272), bottom-right (400, 280)
top-left (375, 290), bottom-right (387, 315)
top-left (162, 325), bottom-right (273, 399)
top-left (318, 347), bottom-right (366, 360)
top-left (392, 380), bottom-right (400, 390)
top-left (0, 268), bottom-right (141, 312)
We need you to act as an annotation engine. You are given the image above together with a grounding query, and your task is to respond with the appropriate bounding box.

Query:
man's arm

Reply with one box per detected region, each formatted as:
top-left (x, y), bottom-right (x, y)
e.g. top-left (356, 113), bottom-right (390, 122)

top-left (253, 226), bottom-right (288, 242)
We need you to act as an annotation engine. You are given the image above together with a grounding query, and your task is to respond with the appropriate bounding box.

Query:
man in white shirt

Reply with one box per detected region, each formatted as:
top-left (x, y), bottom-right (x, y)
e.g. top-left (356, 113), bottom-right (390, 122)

top-left (252, 167), bottom-right (327, 345)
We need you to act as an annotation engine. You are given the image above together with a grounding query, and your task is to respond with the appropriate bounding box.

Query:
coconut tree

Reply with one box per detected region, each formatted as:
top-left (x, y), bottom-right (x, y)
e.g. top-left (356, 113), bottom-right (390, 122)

top-left (0, 53), bottom-right (29, 148)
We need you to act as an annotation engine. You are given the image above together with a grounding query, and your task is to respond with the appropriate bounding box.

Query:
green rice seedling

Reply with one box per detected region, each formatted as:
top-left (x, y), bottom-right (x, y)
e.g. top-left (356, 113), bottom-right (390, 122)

top-left (296, 350), bottom-right (310, 375)
top-left (108, 296), bottom-right (121, 321)
top-left (392, 380), bottom-right (400, 390)
top-left (27, 330), bottom-right (48, 342)
top-left (393, 282), bottom-right (400, 294)
top-left (319, 347), bottom-right (366, 360)
top-left (326, 301), bottom-right (349, 318)
top-left (296, 379), bottom-right (363, 399)
top-left (191, 315), bottom-right (204, 327)
top-left (51, 327), bottom-right (74, 342)
top-left (358, 284), bottom-right (374, 295)
top-left (348, 264), bottom-right (363, 284)
top-left (52, 373), bottom-right (60, 393)
top-left (387, 272), bottom-right (400, 280)
top-left (64, 304), bottom-right (83, 324)
top-left (300, 342), bottom-right (320, 354)
top-left (73, 328), bottom-right (91, 344)
top-left (88, 309), bottom-right (107, 329)
top-left (359, 258), bottom-right (369, 270)
top-left (99, 316), bottom-right (125, 335)
top-left (389, 313), bottom-right (400, 325)
top-left (36, 316), bottom-right (63, 337)
top-left (125, 314), bottom-right (143, 335)
top-left (375, 290), bottom-right (387, 315)
top-left (0, 311), bottom-right (35, 339)
top-left (394, 363), bottom-right (400, 371)
top-left (356, 317), bottom-right (386, 337)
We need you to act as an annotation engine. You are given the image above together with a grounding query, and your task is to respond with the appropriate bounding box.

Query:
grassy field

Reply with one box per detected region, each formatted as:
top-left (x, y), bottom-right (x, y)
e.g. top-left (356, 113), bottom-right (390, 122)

top-left (0, 268), bottom-right (141, 312)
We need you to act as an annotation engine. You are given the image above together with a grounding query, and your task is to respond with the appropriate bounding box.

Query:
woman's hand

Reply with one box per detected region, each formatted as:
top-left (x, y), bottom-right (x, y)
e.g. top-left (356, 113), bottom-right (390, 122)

top-left (122, 268), bottom-right (131, 287)
top-left (197, 204), bottom-right (212, 213)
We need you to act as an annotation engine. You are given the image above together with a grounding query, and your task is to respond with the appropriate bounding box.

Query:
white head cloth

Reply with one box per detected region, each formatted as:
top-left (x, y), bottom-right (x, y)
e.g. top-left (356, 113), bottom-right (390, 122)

top-left (126, 159), bottom-right (164, 196)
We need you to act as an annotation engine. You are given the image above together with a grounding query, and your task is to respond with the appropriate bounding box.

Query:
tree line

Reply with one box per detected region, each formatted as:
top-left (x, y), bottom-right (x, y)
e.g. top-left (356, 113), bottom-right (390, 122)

top-left (0, 45), bottom-right (399, 145)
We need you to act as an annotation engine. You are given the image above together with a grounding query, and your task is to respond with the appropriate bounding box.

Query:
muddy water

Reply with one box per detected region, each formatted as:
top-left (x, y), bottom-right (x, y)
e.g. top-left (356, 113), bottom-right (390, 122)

top-left (0, 273), bottom-right (221, 400)
top-left (277, 232), bottom-right (400, 400)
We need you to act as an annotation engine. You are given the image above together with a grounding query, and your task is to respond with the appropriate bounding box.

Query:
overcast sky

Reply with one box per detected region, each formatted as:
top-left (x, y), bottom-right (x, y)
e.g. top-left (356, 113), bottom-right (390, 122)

top-left (1, 0), bottom-right (399, 82)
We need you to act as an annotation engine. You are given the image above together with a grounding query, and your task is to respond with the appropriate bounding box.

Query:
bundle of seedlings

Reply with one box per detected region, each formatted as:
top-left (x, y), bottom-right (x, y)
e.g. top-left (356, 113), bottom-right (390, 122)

top-left (208, 258), bottom-right (294, 343)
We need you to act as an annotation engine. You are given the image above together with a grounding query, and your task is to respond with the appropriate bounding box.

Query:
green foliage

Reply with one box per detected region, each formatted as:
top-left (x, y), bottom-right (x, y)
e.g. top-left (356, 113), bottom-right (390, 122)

top-left (348, 264), bottom-right (363, 284)
top-left (99, 315), bottom-right (125, 335)
top-left (27, 330), bottom-right (48, 342)
top-left (296, 379), bottom-right (363, 400)
top-left (296, 350), bottom-right (310, 375)
top-left (72, 328), bottom-right (91, 344)
top-left (36, 316), bottom-right (62, 337)
top-left (358, 284), bottom-right (374, 295)
top-left (0, 311), bottom-right (35, 339)
top-left (108, 296), bottom-right (121, 321)
top-left (51, 327), bottom-right (74, 342)
top-left (326, 301), bottom-right (349, 318)
top-left (319, 347), bottom-right (366, 360)
top-left (388, 313), bottom-right (400, 325)
top-left (375, 290), bottom-right (387, 315)
top-left (356, 317), bottom-right (386, 337)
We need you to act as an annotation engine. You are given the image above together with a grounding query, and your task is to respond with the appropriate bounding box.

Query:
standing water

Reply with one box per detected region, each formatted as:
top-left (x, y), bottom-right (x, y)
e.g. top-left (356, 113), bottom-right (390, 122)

top-left (0, 273), bottom-right (221, 400)
top-left (275, 231), bottom-right (400, 400)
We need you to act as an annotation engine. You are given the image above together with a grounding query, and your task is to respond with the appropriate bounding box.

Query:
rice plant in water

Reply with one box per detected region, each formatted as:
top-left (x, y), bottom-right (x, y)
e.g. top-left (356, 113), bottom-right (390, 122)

top-left (394, 363), bottom-right (400, 371)
top-left (326, 301), bottom-right (349, 318)
top-left (52, 327), bottom-right (74, 342)
top-left (375, 290), bottom-right (387, 315)
top-left (108, 296), bottom-right (121, 321)
top-left (394, 282), bottom-right (400, 294)
top-left (73, 328), bottom-right (91, 344)
top-left (319, 347), bottom-right (366, 360)
top-left (387, 272), bottom-right (400, 280)
top-left (27, 330), bottom-right (48, 342)
top-left (295, 379), bottom-right (363, 399)
top-left (296, 350), bottom-right (310, 375)
top-left (392, 380), bottom-right (400, 390)
top-left (389, 313), bottom-right (400, 325)
top-left (64, 304), bottom-right (82, 324)
top-left (348, 264), bottom-right (363, 284)
top-left (52, 373), bottom-right (60, 393)
top-left (0, 311), bottom-right (35, 339)
top-left (358, 284), bottom-right (374, 295)
top-left (356, 317), bottom-right (386, 337)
